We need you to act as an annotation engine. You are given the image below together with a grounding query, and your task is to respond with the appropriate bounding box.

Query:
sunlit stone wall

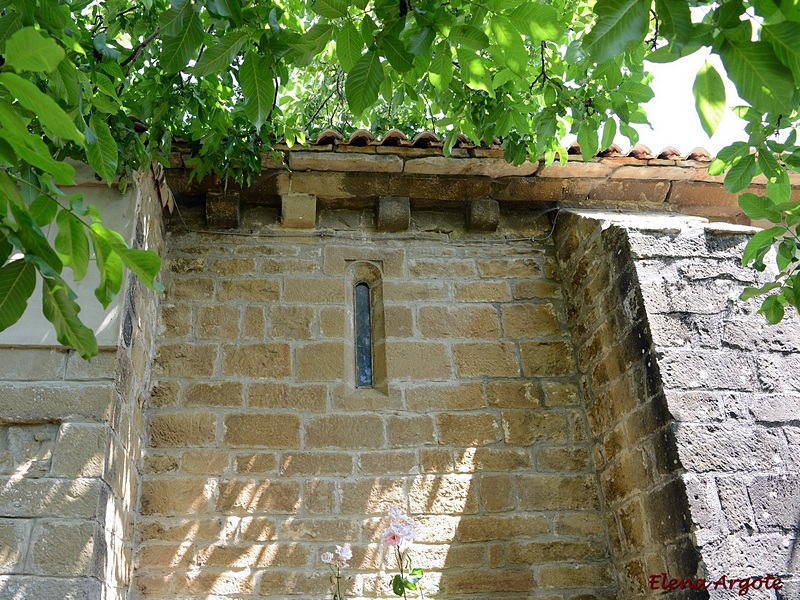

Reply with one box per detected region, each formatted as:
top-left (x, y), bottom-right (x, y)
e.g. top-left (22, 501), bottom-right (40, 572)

top-left (135, 205), bottom-right (618, 599)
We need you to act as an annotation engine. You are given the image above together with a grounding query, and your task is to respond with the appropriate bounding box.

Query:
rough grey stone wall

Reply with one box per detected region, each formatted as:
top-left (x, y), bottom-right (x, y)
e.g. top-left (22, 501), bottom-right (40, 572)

top-left (626, 215), bottom-right (800, 599)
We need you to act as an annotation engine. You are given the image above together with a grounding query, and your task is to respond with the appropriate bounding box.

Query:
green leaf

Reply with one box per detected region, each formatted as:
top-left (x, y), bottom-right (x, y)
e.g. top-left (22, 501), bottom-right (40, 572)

top-left (336, 22), bottom-right (363, 73)
top-left (381, 33), bottom-right (414, 74)
top-left (718, 39), bottom-right (796, 115)
top-left (724, 153), bottom-right (757, 193)
top-left (577, 120), bottom-right (599, 160)
top-left (741, 226), bottom-right (783, 265)
top-left (0, 170), bottom-right (25, 209)
top-left (409, 26), bottom-right (435, 55)
top-left (55, 209), bottom-right (90, 281)
top-left (311, 0), bottom-right (349, 18)
top-left (391, 574), bottom-right (404, 596)
top-left (239, 51), bottom-right (275, 130)
top-left (739, 193), bottom-right (780, 221)
top-left (740, 281), bottom-right (781, 300)
top-left (764, 22), bottom-right (800, 83)
top-left (457, 47), bottom-right (494, 96)
top-left (89, 228), bottom-right (123, 308)
top-left (4, 26), bottom-right (65, 73)
top-left (584, 0), bottom-right (650, 64)
top-left (692, 61), bottom-right (725, 137)
top-left (345, 50), bottom-right (384, 117)
top-left (8, 201), bottom-right (63, 274)
top-left (42, 277), bottom-right (98, 359)
top-left (0, 232), bottom-right (11, 266)
top-left (0, 73), bottom-right (84, 144)
top-left (190, 31), bottom-right (247, 78)
top-left (86, 115), bottom-right (119, 183)
top-left (777, 238), bottom-right (795, 271)
top-left (0, 12), bottom-right (23, 51)
top-left (52, 58), bottom-right (80, 105)
top-left (601, 118), bottom-right (617, 151)
top-left (161, 8), bottom-right (204, 73)
top-left (208, 0), bottom-right (243, 26)
top-left (89, 223), bottom-right (163, 293)
top-left (0, 259), bottom-right (36, 331)
top-left (655, 0), bottom-right (692, 49)
top-left (768, 169), bottom-right (792, 204)
top-left (449, 25), bottom-right (490, 50)
top-left (758, 294), bottom-right (785, 324)
top-left (29, 195), bottom-right (58, 227)
top-left (429, 42), bottom-right (453, 91)
top-left (491, 16), bottom-right (527, 76)
top-left (708, 141), bottom-right (750, 176)
top-left (508, 3), bottom-right (560, 40)
top-left (619, 80), bottom-right (655, 103)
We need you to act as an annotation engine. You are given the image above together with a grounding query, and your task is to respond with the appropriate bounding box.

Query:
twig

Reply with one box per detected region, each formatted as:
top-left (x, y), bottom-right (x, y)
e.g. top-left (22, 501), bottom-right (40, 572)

top-left (121, 28), bottom-right (160, 73)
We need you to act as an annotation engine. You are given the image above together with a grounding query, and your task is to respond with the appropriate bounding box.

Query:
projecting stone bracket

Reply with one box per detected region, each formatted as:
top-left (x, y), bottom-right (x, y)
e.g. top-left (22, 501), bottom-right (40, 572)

top-left (376, 196), bottom-right (410, 232)
top-left (206, 191), bottom-right (240, 229)
top-left (466, 199), bottom-right (500, 231)
top-left (281, 192), bottom-right (317, 228)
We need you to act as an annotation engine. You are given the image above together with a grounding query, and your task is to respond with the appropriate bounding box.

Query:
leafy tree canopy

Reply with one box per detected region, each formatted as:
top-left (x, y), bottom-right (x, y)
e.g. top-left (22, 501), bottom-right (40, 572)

top-left (1, 0), bottom-right (800, 357)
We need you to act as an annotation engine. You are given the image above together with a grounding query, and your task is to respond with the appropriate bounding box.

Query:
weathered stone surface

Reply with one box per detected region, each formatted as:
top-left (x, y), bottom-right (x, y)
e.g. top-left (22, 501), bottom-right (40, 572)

top-left (206, 190), bottom-right (240, 229)
top-left (466, 199), bottom-right (500, 232)
top-left (376, 196), bottom-right (410, 232)
top-left (224, 414), bottom-right (301, 448)
top-left (281, 192), bottom-right (317, 228)
top-left (289, 151), bottom-right (402, 173)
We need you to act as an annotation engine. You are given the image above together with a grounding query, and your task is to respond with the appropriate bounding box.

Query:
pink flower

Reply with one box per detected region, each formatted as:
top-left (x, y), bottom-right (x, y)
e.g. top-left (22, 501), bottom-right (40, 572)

top-left (335, 543), bottom-right (353, 561)
top-left (387, 506), bottom-right (404, 520)
top-left (382, 530), bottom-right (403, 547)
top-left (321, 551), bottom-right (334, 564)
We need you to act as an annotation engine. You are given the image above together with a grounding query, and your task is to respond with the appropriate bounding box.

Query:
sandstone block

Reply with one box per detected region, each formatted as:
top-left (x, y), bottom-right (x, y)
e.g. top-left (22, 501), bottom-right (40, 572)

top-left (536, 446), bottom-right (590, 472)
top-left (235, 453), bottom-right (278, 475)
top-left (304, 479), bottom-right (336, 513)
top-left (149, 380), bottom-right (180, 408)
top-left (554, 513), bottom-right (606, 538)
top-left (519, 341), bottom-right (575, 376)
top-left (512, 280), bottom-right (561, 299)
top-left (50, 423), bottom-right (107, 478)
top-left (215, 479), bottom-right (300, 514)
top-left (269, 306), bottom-right (313, 339)
top-left (479, 474), bottom-right (515, 512)
top-left (437, 413), bottom-right (500, 446)
top-left (420, 449), bottom-right (454, 473)
top-left (184, 381), bottom-right (243, 407)
top-left (0, 478), bottom-right (101, 519)
top-left (376, 196), bottom-right (411, 231)
top-left (279, 452), bottom-right (353, 476)
top-left (0, 519), bottom-right (31, 573)
top-left (249, 383), bottom-right (327, 411)
top-left (1, 383), bottom-right (113, 421)
top-left (516, 474), bottom-right (600, 510)
top-left (486, 381), bottom-right (539, 408)
top-left (358, 450), bottom-right (418, 475)
top-left (386, 415), bottom-right (436, 448)
top-left (224, 414), bottom-right (301, 448)
top-left (418, 305), bottom-right (499, 338)
top-left (455, 515), bottom-right (549, 542)
top-left (175, 447), bottom-right (226, 476)
top-left (465, 447), bottom-right (532, 471)
top-left (322, 246), bottom-right (405, 277)
top-left (501, 303), bottom-right (561, 337)
top-left (221, 343), bottom-right (291, 378)
top-left (296, 342), bottom-right (345, 382)
top-left (217, 279), bottom-right (280, 302)
top-left (290, 151), bottom-right (402, 172)
top-left (501, 410), bottom-right (568, 445)
top-left (454, 281), bottom-right (511, 302)
top-left (283, 277), bottom-right (345, 304)
top-left (384, 305), bottom-right (413, 337)
top-left (383, 281), bottom-right (449, 301)
top-left (160, 304), bottom-right (191, 338)
top-left (135, 543), bottom-right (193, 569)
top-left (538, 564), bottom-right (614, 588)
top-left (542, 381), bottom-right (580, 407)
top-left (210, 258), bottom-right (255, 275)
top-left (167, 276), bottom-right (214, 301)
top-left (339, 478), bottom-right (406, 514)
top-left (281, 192), bottom-right (316, 228)
top-left (305, 414), bottom-right (384, 449)
top-left (409, 258), bottom-right (477, 278)
top-left (140, 479), bottom-right (210, 515)
top-left (386, 342), bottom-right (451, 381)
top-left (406, 384), bottom-right (485, 411)
top-left (278, 518), bottom-right (359, 542)
top-left (206, 190), bottom-right (240, 229)
top-left (319, 307), bottom-right (346, 337)
top-left (157, 344), bottom-right (217, 378)
top-left (0, 348), bottom-right (65, 381)
top-left (196, 306), bottom-right (239, 339)
top-left (174, 571), bottom-right (254, 595)
top-left (453, 342), bottom-right (519, 378)
top-left (149, 413), bottom-right (216, 448)
top-left (444, 569), bottom-right (534, 593)
top-left (477, 258), bottom-right (542, 278)
top-left (409, 474), bottom-right (478, 514)
top-left (466, 199), bottom-right (500, 231)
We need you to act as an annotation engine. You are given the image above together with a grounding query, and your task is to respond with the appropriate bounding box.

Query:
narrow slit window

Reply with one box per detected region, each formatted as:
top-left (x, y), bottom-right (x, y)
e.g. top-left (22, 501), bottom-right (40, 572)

top-left (355, 281), bottom-right (373, 387)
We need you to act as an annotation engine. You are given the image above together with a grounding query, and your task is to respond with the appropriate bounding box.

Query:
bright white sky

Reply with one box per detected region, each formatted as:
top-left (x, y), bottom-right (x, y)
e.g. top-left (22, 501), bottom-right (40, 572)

top-left (624, 52), bottom-right (747, 156)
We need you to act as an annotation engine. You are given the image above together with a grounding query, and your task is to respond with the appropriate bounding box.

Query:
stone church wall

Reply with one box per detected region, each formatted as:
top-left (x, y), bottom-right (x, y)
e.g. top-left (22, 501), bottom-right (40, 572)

top-left (134, 207), bottom-right (619, 598)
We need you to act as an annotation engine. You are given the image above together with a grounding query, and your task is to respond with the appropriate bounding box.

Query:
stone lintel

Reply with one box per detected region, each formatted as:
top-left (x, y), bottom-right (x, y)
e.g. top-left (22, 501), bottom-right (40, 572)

top-left (376, 196), bottom-right (411, 232)
top-left (467, 199), bottom-right (500, 232)
top-left (282, 192), bottom-right (317, 228)
top-left (205, 190), bottom-right (240, 229)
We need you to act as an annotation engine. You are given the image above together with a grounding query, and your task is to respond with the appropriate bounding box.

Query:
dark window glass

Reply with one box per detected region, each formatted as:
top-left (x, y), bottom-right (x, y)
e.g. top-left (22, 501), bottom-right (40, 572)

top-left (355, 282), bottom-right (373, 387)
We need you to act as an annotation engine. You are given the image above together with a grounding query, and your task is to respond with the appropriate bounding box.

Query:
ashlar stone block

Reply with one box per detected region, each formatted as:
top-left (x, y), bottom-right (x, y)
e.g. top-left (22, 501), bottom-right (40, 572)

top-left (281, 192), bottom-right (316, 228)
top-left (376, 196), bottom-right (410, 232)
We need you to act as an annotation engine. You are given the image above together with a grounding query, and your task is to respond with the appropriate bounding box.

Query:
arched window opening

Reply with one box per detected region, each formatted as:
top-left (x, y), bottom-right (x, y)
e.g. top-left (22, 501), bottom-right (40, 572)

top-left (355, 281), bottom-right (373, 387)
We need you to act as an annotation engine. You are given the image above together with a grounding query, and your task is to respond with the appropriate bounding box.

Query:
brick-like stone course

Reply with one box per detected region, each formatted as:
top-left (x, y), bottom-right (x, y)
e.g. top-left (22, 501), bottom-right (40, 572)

top-left (137, 215), bottom-right (618, 599)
